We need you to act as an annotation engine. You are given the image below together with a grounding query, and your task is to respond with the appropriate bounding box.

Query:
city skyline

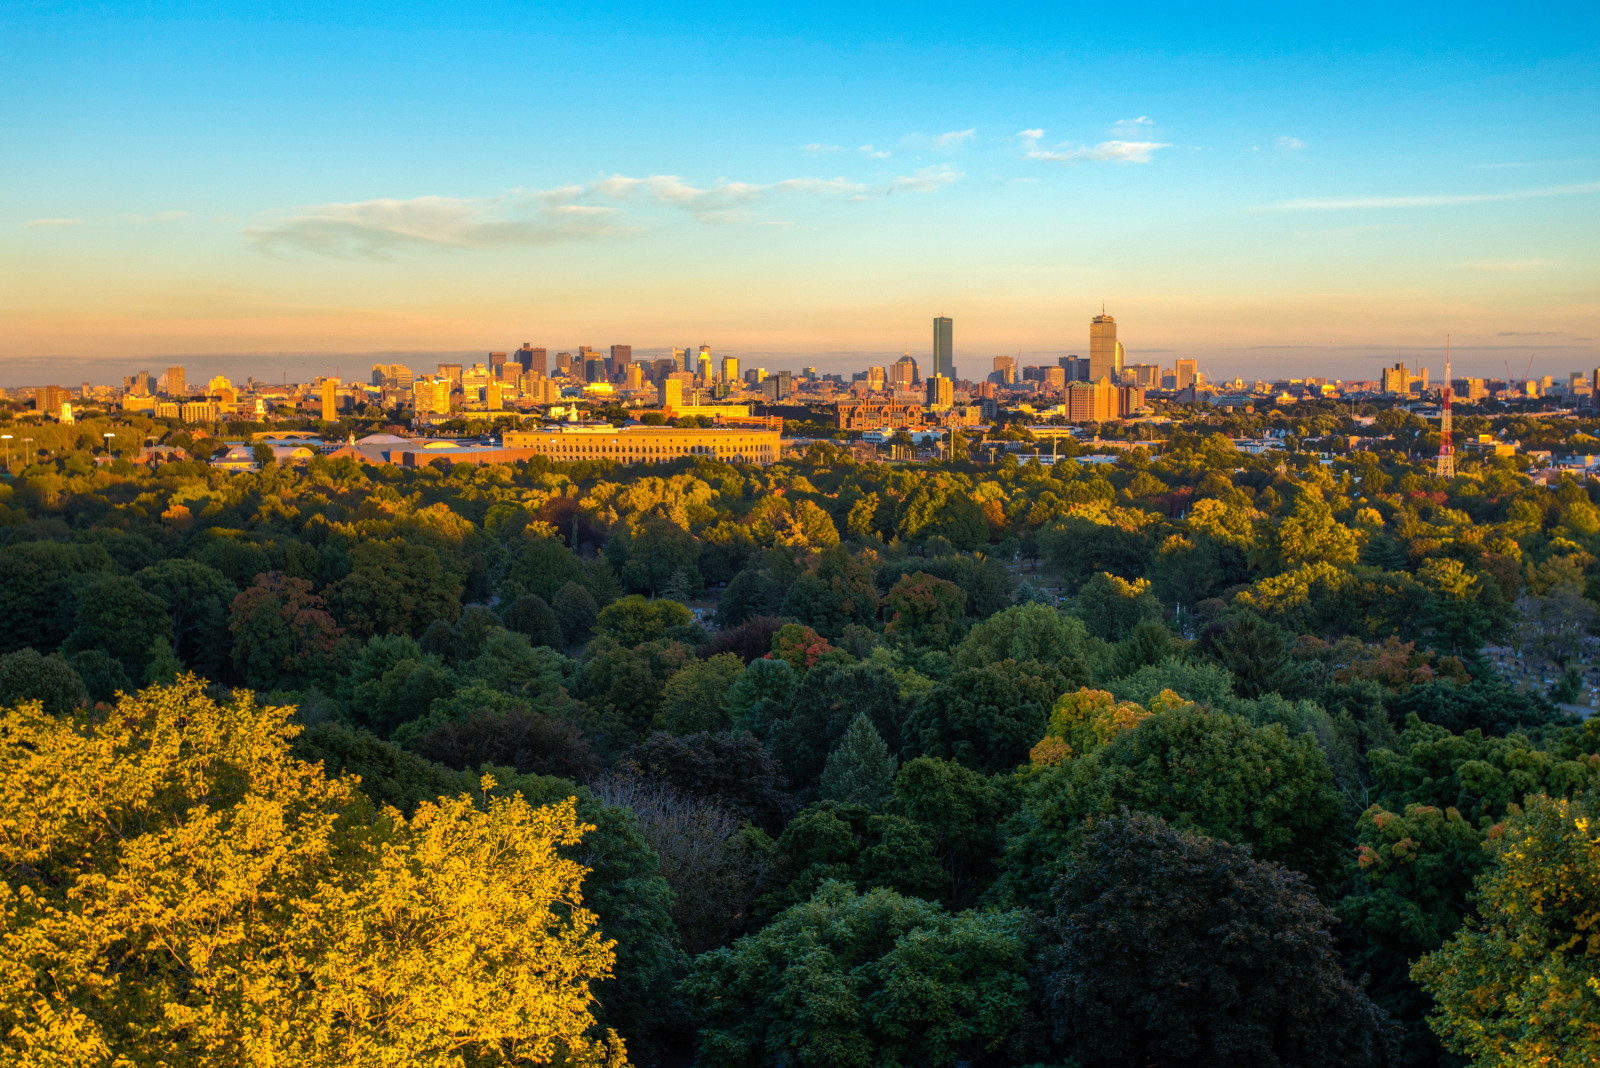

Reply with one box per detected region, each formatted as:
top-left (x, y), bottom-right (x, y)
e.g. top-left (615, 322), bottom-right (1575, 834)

top-left (2, 3), bottom-right (1597, 378)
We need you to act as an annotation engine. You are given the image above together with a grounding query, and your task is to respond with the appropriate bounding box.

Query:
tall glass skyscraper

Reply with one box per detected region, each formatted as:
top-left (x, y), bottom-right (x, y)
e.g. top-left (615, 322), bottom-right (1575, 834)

top-left (1090, 311), bottom-right (1118, 383)
top-left (932, 316), bottom-right (954, 380)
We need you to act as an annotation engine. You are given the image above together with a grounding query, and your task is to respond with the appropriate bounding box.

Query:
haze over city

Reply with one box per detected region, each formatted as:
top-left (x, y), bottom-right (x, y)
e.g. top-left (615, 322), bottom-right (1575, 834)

top-left (3, 1), bottom-right (1598, 384)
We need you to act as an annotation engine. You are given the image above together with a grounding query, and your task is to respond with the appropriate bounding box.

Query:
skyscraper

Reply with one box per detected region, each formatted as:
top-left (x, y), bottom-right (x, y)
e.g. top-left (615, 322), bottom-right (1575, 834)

top-left (992, 355), bottom-right (1016, 385)
top-left (516, 344), bottom-right (546, 376)
top-left (890, 353), bottom-right (919, 391)
top-left (926, 375), bottom-right (954, 408)
top-left (721, 355), bottom-right (739, 385)
top-left (165, 366), bottom-right (186, 397)
top-left (932, 316), bottom-right (954, 380)
top-left (610, 344), bottom-right (633, 377)
top-left (320, 378), bottom-right (339, 422)
top-left (1089, 311), bottom-right (1117, 383)
top-left (1174, 358), bottom-right (1198, 390)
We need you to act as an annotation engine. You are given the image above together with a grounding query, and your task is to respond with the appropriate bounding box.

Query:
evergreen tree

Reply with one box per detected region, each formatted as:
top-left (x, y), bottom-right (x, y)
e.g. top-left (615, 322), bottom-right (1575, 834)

top-left (552, 581), bottom-right (599, 645)
top-left (819, 713), bottom-right (898, 808)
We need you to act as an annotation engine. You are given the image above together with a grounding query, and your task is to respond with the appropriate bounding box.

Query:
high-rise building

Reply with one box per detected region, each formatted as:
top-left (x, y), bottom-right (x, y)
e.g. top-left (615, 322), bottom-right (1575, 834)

top-left (438, 363), bottom-right (464, 390)
top-left (926, 375), bottom-right (954, 409)
top-left (34, 385), bottom-right (70, 419)
top-left (584, 357), bottom-right (607, 384)
top-left (625, 364), bottom-right (644, 390)
top-left (320, 378), bottom-right (340, 422)
top-left (659, 377), bottom-right (684, 409)
top-left (413, 377), bottom-right (452, 417)
top-left (556, 352), bottom-right (574, 376)
top-left (488, 352), bottom-right (508, 374)
top-left (1125, 363), bottom-right (1161, 389)
top-left (1089, 311), bottom-right (1117, 383)
top-left (1174, 358), bottom-right (1198, 390)
top-left (698, 345), bottom-right (713, 380)
top-left (867, 366), bottom-right (887, 391)
top-left (992, 355), bottom-right (1016, 385)
top-left (932, 316), bottom-right (954, 380)
top-left (1064, 377), bottom-right (1120, 423)
top-left (891, 353), bottom-right (919, 391)
top-left (721, 355), bottom-right (739, 386)
top-left (671, 347), bottom-right (688, 372)
top-left (516, 344), bottom-right (547, 376)
top-left (165, 366), bottom-right (187, 397)
top-left (610, 344), bottom-right (633, 377)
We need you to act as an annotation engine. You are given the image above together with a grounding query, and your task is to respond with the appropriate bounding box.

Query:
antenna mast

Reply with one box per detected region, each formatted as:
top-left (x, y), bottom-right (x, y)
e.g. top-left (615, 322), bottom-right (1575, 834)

top-left (1436, 335), bottom-right (1455, 480)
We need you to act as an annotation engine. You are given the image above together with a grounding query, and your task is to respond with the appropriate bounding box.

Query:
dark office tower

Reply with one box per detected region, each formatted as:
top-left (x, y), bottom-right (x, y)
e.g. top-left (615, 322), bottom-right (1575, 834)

top-left (609, 344), bottom-right (633, 375)
top-left (516, 344), bottom-right (546, 375)
top-left (489, 351), bottom-right (508, 373)
top-left (584, 357), bottom-right (607, 384)
top-left (556, 352), bottom-right (573, 375)
top-left (932, 316), bottom-right (954, 380)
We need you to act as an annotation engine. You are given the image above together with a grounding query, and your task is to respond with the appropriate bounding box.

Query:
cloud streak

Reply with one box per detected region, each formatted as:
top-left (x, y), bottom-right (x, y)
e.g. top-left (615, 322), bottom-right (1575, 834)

top-left (1271, 180), bottom-right (1600, 211)
top-left (1019, 130), bottom-right (1170, 164)
top-left (248, 167), bottom-right (960, 256)
top-left (28, 217), bottom-right (85, 228)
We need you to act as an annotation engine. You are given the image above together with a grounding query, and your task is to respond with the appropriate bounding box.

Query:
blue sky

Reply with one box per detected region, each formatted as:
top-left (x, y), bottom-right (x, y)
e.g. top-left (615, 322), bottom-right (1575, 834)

top-left (2, 1), bottom-right (1597, 382)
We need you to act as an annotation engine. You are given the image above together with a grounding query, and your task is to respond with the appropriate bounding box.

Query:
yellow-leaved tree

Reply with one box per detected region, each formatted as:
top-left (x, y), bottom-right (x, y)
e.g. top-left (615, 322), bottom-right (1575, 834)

top-left (0, 676), bottom-right (627, 1068)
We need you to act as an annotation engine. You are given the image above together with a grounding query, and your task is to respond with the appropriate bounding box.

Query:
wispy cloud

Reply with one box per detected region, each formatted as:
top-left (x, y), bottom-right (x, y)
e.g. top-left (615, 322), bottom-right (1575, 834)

top-left (859, 144), bottom-right (891, 159)
top-left (889, 164), bottom-right (963, 193)
top-left (1113, 116), bottom-right (1155, 135)
top-left (27, 217), bottom-right (85, 228)
top-left (245, 194), bottom-right (624, 257)
top-left (1461, 257), bottom-right (1561, 272)
top-left (247, 166), bottom-right (957, 256)
top-left (1271, 180), bottom-right (1600, 211)
top-left (1019, 129), bottom-right (1170, 164)
top-left (126, 210), bottom-right (190, 223)
top-left (802, 143), bottom-right (842, 154)
top-left (1275, 136), bottom-right (1307, 151)
top-left (903, 129), bottom-right (976, 152)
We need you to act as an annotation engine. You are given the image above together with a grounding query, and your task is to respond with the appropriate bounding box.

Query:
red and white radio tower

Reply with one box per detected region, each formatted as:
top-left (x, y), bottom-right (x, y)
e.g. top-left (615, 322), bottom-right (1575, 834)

top-left (1436, 336), bottom-right (1455, 479)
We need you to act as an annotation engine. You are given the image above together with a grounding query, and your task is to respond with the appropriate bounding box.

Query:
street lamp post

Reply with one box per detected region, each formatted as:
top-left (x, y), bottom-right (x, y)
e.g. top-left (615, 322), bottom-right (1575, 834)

top-left (0, 433), bottom-right (10, 473)
top-left (21, 438), bottom-right (33, 469)
top-left (103, 431), bottom-right (116, 456)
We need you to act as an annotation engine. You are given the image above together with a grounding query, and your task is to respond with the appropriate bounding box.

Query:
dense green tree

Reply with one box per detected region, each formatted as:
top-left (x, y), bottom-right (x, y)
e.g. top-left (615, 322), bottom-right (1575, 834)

top-left (686, 882), bottom-right (1029, 1068)
top-left (341, 635), bottom-right (460, 737)
top-left (780, 547), bottom-right (881, 639)
top-left (64, 575), bottom-right (175, 676)
top-left (326, 537), bottom-right (462, 637)
top-left (621, 518), bottom-right (703, 596)
top-left (655, 652), bottom-right (743, 734)
top-left (594, 594), bottom-right (693, 647)
top-left (1038, 516), bottom-right (1152, 591)
top-left (904, 661), bottom-right (1060, 774)
top-left (724, 656), bottom-right (798, 737)
top-left (820, 713), bottom-right (899, 808)
top-left (552, 580), bottom-right (599, 645)
top-left (884, 571), bottom-right (967, 648)
top-left (1199, 612), bottom-right (1304, 699)
top-left (133, 558), bottom-right (238, 675)
top-left (890, 756), bottom-right (1007, 907)
top-left (0, 648), bottom-right (88, 714)
top-left (1001, 705), bottom-right (1342, 907)
top-left (767, 662), bottom-right (908, 792)
top-left (952, 603), bottom-right (1091, 680)
top-left (65, 648), bottom-right (132, 703)
top-left (506, 536), bottom-right (586, 602)
top-left (1073, 571), bottom-right (1161, 641)
top-left (498, 592), bottom-right (563, 648)
top-left (1038, 812), bottom-right (1399, 1068)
